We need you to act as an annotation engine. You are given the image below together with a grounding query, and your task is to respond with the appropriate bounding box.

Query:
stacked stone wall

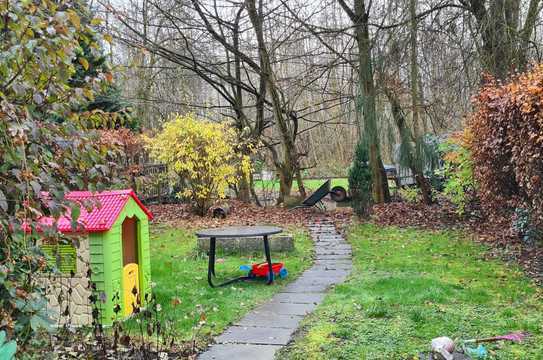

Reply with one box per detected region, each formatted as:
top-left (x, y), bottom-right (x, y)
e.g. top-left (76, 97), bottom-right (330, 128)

top-left (41, 237), bottom-right (93, 326)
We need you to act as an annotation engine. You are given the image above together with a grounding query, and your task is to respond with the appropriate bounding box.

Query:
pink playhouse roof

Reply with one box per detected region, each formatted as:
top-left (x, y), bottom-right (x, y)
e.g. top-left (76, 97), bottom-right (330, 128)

top-left (34, 189), bottom-right (153, 233)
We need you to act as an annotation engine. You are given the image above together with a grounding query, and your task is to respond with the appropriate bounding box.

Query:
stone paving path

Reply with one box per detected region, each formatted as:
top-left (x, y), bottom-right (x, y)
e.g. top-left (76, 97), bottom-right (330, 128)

top-left (198, 218), bottom-right (352, 360)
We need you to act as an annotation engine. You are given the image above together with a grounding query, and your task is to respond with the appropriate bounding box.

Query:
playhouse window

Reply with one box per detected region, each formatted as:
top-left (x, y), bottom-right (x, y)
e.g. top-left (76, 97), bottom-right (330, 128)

top-left (41, 244), bottom-right (77, 274)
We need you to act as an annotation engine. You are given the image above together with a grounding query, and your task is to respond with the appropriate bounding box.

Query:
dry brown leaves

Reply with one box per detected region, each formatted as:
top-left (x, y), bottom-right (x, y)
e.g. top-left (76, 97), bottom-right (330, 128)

top-left (148, 200), bottom-right (353, 232)
top-left (469, 64), bottom-right (543, 226)
top-left (371, 200), bottom-right (463, 230)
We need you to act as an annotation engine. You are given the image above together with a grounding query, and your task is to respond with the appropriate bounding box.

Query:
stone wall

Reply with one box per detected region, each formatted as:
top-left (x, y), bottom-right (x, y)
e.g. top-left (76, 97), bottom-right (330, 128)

top-left (41, 237), bottom-right (93, 326)
top-left (197, 234), bottom-right (294, 254)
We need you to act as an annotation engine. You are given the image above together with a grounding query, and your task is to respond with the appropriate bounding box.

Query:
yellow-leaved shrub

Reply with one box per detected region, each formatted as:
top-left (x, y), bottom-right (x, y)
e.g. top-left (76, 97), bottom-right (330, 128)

top-left (144, 114), bottom-right (250, 215)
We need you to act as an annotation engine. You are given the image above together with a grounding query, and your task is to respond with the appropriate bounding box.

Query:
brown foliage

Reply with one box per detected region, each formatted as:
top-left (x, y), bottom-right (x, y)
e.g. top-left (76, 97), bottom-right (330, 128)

top-left (148, 200), bottom-right (353, 233)
top-left (468, 65), bottom-right (543, 225)
top-left (99, 128), bottom-right (144, 174)
top-left (371, 200), bottom-right (462, 230)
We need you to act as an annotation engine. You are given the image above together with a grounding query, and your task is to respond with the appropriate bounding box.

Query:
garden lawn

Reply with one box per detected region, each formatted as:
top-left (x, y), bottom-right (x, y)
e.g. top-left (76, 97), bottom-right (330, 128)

top-left (280, 224), bottom-right (543, 359)
top-left (253, 178), bottom-right (397, 195)
top-left (136, 225), bottom-right (313, 344)
top-left (254, 178), bottom-right (349, 192)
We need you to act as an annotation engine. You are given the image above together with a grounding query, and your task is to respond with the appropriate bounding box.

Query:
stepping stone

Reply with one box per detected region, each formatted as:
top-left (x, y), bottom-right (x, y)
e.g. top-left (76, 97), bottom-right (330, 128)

top-left (312, 265), bottom-right (353, 271)
top-left (300, 273), bottom-right (347, 279)
top-left (316, 240), bottom-right (345, 244)
top-left (302, 270), bottom-right (350, 279)
top-left (315, 249), bottom-right (352, 255)
top-left (319, 244), bottom-right (352, 250)
top-left (198, 344), bottom-right (281, 360)
top-left (314, 259), bottom-right (352, 265)
top-left (272, 292), bottom-right (324, 304)
top-left (258, 302), bottom-right (317, 316)
top-left (216, 326), bottom-right (294, 345)
top-left (282, 282), bottom-right (329, 293)
top-left (316, 242), bottom-right (343, 247)
top-left (316, 254), bottom-right (352, 260)
top-left (236, 313), bottom-right (303, 329)
top-left (292, 276), bottom-right (344, 286)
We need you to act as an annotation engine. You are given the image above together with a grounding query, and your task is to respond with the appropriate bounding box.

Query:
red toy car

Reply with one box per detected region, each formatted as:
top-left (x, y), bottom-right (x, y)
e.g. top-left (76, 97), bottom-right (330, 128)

top-left (240, 262), bottom-right (288, 280)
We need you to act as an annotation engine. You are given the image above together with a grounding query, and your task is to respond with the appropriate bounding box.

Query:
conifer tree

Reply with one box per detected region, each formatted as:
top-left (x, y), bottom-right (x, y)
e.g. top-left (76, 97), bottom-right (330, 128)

top-left (349, 140), bottom-right (373, 217)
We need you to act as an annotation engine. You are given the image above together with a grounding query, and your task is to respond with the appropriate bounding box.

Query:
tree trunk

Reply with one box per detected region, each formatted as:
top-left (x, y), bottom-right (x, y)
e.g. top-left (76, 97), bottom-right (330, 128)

top-left (249, 173), bottom-right (262, 207)
top-left (237, 174), bottom-right (251, 202)
top-left (246, 0), bottom-right (299, 204)
top-left (518, 0), bottom-right (541, 71)
top-left (277, 166), bottom-right (294, 205)
top-left (409, 0), bottom-right (421, 138)
top-left (349, 0), bottom-right (390, 203)
top-left (295, 169), bottom-right (307, 198)
top-left (408, 0), bottom-right (432, 204)
top-left (384, 86), bottom-right (433, 204)
top-left (468, 0), bottom-right (540, 80)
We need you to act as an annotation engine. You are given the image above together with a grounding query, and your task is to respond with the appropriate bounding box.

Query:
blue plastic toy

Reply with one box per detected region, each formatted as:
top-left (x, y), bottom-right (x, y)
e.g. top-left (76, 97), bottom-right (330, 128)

top-left (240, 263), bottom-right (288, 280)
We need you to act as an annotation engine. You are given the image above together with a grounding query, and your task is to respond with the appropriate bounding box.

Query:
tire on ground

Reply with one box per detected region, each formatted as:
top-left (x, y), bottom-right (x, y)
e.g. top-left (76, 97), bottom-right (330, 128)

top-left (330, 186), bottom-right (348, 202)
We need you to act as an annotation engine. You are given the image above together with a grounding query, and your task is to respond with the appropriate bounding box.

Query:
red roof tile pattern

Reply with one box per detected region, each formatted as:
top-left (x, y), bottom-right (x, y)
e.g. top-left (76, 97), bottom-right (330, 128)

top-left (35, 189), bottom-right (153, 233)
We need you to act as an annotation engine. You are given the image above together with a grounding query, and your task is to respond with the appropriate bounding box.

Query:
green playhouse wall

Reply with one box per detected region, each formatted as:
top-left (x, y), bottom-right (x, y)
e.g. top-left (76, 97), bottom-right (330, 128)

top-left (89, 197), bottom-right (151, 324)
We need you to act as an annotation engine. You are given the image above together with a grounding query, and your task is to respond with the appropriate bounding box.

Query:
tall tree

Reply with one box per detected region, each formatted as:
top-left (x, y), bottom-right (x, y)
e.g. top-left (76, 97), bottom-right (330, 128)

top-left (462, 0), bottom-right (541, 79)
top-left (245, 0), bottom-right (306, 202)
top-left (337, 0), bottom-right (390, 203)
top-left (408, 0), bottom-right (433, 204)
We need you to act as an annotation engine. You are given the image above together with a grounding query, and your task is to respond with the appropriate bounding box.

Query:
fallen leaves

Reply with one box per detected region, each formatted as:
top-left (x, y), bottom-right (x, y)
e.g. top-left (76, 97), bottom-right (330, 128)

top-left (371, 199), bottom-right (461, 230)
top-left (148, 200), bottom-right (353, 231)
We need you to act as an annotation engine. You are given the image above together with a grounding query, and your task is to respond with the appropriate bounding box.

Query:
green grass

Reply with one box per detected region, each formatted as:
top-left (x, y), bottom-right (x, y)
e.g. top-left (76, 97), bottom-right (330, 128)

top-left (132, 225), bottom-right (313, 345)
top-left (253, 178), bottom-right (398, 194)
top-left (280, 224), bottom-right (543, 360)
top-left (253, 178), bottom-right (349, 192)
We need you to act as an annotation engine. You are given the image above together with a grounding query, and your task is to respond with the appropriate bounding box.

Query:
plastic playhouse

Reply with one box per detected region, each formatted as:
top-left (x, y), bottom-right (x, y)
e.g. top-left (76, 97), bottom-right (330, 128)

top-left (32, 189), bottom-right (153, 325)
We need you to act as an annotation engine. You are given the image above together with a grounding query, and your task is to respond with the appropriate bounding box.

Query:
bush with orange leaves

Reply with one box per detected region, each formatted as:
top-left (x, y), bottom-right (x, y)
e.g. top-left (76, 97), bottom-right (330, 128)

top-left (468, 65), bottom-right (543, 229)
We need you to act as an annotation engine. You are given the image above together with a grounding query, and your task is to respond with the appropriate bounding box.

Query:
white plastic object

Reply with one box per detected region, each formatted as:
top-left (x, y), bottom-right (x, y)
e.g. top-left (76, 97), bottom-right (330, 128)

top-left (431, 336), bottom-right (455, 360)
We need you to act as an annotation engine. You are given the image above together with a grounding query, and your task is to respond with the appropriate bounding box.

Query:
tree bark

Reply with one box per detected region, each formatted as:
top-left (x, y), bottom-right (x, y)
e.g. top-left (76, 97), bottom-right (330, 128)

top-left (339, 0), bottom-right (390, 203)
top-left (237, 175), bottom-right (251, 202)
top-left (465, 0), bottom-right (541, 80)
top-left (518, 0), bottom-right (541, 71)
top-left (295, 168), bottom-right (307, 198)
top-left (409, 0), bottom-right (421, 139)
top-left (408, 0), bottom-right (432, 204)
top-left (384, 86), bottom-right (433, 205)
top-left (246, 0), bottom-right (299, 204)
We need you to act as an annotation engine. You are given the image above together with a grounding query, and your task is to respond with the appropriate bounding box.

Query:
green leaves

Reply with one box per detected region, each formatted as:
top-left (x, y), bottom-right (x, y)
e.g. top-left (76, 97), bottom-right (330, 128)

top-left (0, 331), bottom-right (17, 360)
top-left (0, 0), bottom-right (116, 350)
top-left (349, 141), bottom-right (373, 217)
top-left (440, 132), bottom-right (476, 216)
top-left (70, 203), bottom-right (81, 230)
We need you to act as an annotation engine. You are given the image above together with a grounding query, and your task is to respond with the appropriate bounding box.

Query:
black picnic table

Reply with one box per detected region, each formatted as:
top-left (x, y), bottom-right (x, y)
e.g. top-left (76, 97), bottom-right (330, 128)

top-left (195, 225), bottom-right (283, 288)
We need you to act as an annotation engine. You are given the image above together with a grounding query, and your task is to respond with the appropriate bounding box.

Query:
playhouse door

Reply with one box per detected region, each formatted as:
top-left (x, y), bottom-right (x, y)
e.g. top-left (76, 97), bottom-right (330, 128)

top-left (122, 217), bottom-right (139, 316)
top-left (123, 263), bottom-right (139, 315)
